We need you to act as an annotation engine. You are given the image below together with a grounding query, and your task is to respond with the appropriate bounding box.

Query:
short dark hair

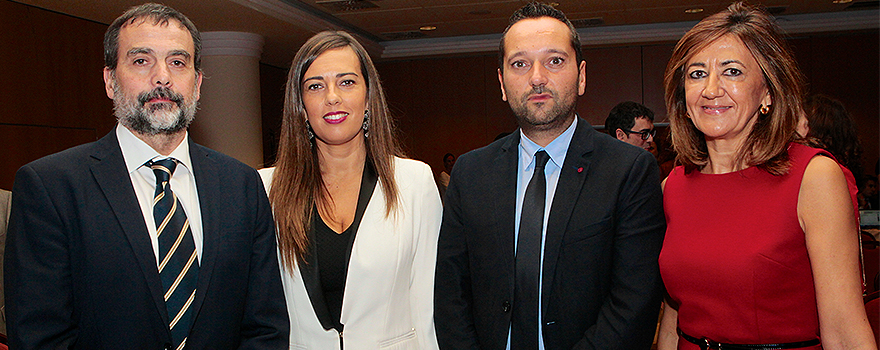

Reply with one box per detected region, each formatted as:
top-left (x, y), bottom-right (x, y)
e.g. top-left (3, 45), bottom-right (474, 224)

top-left (498, 2), bottom-right (583, 72)
top-left (605, 101), bottom-right (655, 136)
top-left (104, 3), bottom-right (201, 72)
top-left (443, 153), bottom-right (455, 162)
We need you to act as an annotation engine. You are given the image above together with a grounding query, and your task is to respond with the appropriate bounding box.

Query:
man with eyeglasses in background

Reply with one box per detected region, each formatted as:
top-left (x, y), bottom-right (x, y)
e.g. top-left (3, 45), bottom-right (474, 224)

top-left (605, 101), bottom-right (656, 152)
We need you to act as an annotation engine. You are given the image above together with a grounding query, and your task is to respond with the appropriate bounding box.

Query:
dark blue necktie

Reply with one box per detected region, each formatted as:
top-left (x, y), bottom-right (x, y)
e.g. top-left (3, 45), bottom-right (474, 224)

top-left (149, 158), bottom-right (198, 350)
top-left (512, 150), bottom-right (549, 349)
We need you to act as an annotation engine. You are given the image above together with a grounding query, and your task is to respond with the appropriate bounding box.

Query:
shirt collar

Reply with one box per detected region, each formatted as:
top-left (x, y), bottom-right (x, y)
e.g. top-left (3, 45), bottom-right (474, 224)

top-left (116, 123), bottom-right (193, 174)
top-left (519, 117), bottom-right (578, 170)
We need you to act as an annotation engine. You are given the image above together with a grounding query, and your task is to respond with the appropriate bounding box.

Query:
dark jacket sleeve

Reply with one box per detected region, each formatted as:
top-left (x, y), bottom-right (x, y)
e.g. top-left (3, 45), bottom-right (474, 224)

top-left (5, 164), bottom-right (78, 350)
top-left (434, 156), bottom-right (481, 350)
top-left (574, 150), bottom-right (665, 350)
top-left (238, 170), bottom-right (289, 349)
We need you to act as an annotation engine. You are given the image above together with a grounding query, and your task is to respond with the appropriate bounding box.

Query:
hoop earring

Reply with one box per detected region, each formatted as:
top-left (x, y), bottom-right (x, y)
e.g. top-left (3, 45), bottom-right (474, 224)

top-left (760, 104), bottom-right (771, 115)
top-left (362, 109), bottom-right (370, 138)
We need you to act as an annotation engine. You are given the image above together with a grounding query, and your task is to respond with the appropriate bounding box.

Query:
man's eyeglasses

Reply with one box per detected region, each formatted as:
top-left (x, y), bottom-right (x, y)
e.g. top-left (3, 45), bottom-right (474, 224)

top-left (627, 129), bottom-right (656, 141)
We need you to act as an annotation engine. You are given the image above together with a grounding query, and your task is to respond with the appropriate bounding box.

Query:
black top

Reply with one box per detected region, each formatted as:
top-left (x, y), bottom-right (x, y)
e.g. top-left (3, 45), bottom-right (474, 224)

top-left (313, 213), bottom-right (353, 331)
top-left (311, 162), bottom-right (378, 332)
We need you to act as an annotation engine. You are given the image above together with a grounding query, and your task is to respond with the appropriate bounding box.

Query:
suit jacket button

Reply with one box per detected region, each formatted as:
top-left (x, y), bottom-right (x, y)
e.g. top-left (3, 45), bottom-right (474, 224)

top-left (502, 300), bottom-right (511, 312)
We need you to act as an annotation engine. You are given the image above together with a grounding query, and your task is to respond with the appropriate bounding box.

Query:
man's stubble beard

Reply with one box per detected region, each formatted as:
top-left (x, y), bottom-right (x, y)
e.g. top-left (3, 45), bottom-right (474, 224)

top-left (508, 84), bottom-right (577, 133)
top-left (111, 74), bottom-right (199, 136)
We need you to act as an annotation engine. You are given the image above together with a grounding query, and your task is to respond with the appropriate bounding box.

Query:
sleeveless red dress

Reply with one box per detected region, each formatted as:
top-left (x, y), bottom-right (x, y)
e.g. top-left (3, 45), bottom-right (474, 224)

top-left (660, 143), bottom-right (857, 350)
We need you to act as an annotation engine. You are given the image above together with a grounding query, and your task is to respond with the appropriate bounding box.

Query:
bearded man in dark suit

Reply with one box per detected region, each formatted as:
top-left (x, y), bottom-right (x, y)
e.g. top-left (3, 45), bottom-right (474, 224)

top-left (5, 4), bottom-right (287, 349)
top-left (434, 3), bottom-right (665, 349)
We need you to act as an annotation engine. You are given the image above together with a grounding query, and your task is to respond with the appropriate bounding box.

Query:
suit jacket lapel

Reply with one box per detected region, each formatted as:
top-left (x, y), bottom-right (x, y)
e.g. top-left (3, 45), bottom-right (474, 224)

top-left (495, 133), bottom-right (520, 297)
top-left (341, 162), bottom-right (378, 288)
top-left (299, 215), bottom-right (335, 330)
top-left (90, 132), bottom-right (170, 324)
top-left (541, 119), bottom-right (593, 313)
top-left (188, 140), bottom-right (218, 324)
top-left (301, 162), bottom-right (379, 332)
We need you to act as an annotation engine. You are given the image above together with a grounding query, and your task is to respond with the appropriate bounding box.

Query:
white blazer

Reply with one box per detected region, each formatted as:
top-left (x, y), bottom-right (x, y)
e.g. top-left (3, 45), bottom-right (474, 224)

top-left (260, 157), bottom-right (442, 350)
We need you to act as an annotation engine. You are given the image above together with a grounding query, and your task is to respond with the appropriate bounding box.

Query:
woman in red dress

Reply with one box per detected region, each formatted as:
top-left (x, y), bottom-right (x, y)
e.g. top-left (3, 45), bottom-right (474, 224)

top-left (657, 3), bottom-right (875, 349)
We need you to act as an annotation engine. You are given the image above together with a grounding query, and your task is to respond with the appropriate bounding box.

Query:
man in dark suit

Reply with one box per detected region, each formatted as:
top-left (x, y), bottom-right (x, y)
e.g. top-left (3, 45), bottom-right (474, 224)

top-left (434, 3), bottom-right (665, 349)
top-left (4, 4), bottom-right (288, 349)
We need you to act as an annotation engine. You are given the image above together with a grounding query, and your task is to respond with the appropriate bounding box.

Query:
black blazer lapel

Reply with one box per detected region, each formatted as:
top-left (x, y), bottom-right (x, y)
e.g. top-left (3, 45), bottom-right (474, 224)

top-left (300, 218), bottom-right (335, 330)
top-left (541, 118), bottom-right (594, 313)
top-left (187, 140), bottom-right (219, 325)
top-left (301, 162), bottom-right (378, 332)
top-left (494, 133), bottom-right (520, 297)
top-left (340, 162), bottom-right (378, 289)
top-left (89, 132), bottom-right (170, 325)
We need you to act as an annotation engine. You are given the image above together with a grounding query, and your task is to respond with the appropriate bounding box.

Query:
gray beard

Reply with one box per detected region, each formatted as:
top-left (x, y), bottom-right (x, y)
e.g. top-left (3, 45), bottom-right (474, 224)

top-left (112, 81), bottom-right (198, 136)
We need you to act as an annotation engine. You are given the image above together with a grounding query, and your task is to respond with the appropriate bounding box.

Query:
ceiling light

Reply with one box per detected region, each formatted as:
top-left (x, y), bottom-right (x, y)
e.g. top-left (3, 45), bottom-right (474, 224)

top-left (548, 2), bottom-right (560, 6)
top-left (684, 8), bottom-right (704, 14)
top-left (419, 25), bottom-right (437, 31)
top-left (832, 0), bottom-right (852, 3)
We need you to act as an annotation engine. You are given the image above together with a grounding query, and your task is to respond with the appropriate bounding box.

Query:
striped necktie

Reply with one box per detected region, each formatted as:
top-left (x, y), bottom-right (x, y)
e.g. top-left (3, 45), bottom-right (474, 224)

top-left (149, 158), bottom-right (198, 350)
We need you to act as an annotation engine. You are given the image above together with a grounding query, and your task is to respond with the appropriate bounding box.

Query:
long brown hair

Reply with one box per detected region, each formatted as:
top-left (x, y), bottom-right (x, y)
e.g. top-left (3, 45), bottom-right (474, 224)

top-left (270, 31), bottom-right (404, 269)
top-left (664, 2), bottom-right (804, 175)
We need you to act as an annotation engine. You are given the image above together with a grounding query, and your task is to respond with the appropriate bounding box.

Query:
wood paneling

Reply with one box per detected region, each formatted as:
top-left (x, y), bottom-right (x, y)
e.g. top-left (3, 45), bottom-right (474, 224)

top-left (0, 1), bottom-right (112, 190)
top-left (2, 0), bottom-right (876, 188)
top-left (0, 124), bottom-right (99, 189)
top-left (0, 1), bottom-right (111, 130)
top-left (260, 63), bottom-right (288, 167)
top-left (371, 33), bottom-right (878, 176)
top-left (791, 31), bottom-right (879, 178)
top-left (378, 56), bottom-right (517, 172)
top-left (642, 44), bottom-right (676, 122)
top-left (579, 45), bottom-right (644, 126)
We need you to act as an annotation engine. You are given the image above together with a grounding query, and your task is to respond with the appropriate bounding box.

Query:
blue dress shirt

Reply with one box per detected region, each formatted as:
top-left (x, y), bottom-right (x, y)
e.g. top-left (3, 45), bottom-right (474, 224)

top-left (508, 117), bottom-right (577, 350)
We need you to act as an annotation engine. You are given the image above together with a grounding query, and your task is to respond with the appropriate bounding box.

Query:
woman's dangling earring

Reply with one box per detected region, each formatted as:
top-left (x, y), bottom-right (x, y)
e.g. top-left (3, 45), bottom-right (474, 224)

top-left (760, 104), bottom-right (771, 115)
top-left (306, 121), bottom-right (315, 140)
top-left (362, 109), bottom-right (370, 138)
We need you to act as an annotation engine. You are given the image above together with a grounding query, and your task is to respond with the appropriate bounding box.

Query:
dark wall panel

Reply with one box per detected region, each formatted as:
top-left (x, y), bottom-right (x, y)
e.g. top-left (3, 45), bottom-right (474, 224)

top-left (379, 56), bottom-right (517, 172)
top-left (642, 44), bottom-right (676, 122)
top-left (260, 63), bottom-right (288, 167)
top-left (373, 33), bottom-right (878, 176)
top-left (0, 1), bottom-right (112, 190)
top-left (791, 31), bottom-right (879, 177)
top-left (0, 125), bottom-right (99, 189)
top-left (579, 45), bottom-right (644, 126)
top-left (2, 0), bottom-right (876, 188)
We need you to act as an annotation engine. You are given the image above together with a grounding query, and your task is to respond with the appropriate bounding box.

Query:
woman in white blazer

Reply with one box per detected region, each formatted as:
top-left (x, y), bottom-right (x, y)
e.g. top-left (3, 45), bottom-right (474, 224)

top-left (260, 31), bottom-right (442, 350)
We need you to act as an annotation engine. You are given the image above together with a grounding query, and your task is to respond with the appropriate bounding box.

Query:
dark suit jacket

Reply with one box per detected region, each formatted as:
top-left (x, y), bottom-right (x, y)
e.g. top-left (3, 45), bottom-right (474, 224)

top-left (434, 118), bottom-right (665, 350)
top-left (5, 131), bottom-right (288, 350)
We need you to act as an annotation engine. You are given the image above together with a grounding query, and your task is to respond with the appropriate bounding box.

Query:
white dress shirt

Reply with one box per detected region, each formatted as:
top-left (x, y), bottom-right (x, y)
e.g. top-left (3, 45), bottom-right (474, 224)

top-left (116, 124), bottom-right (203, 263)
